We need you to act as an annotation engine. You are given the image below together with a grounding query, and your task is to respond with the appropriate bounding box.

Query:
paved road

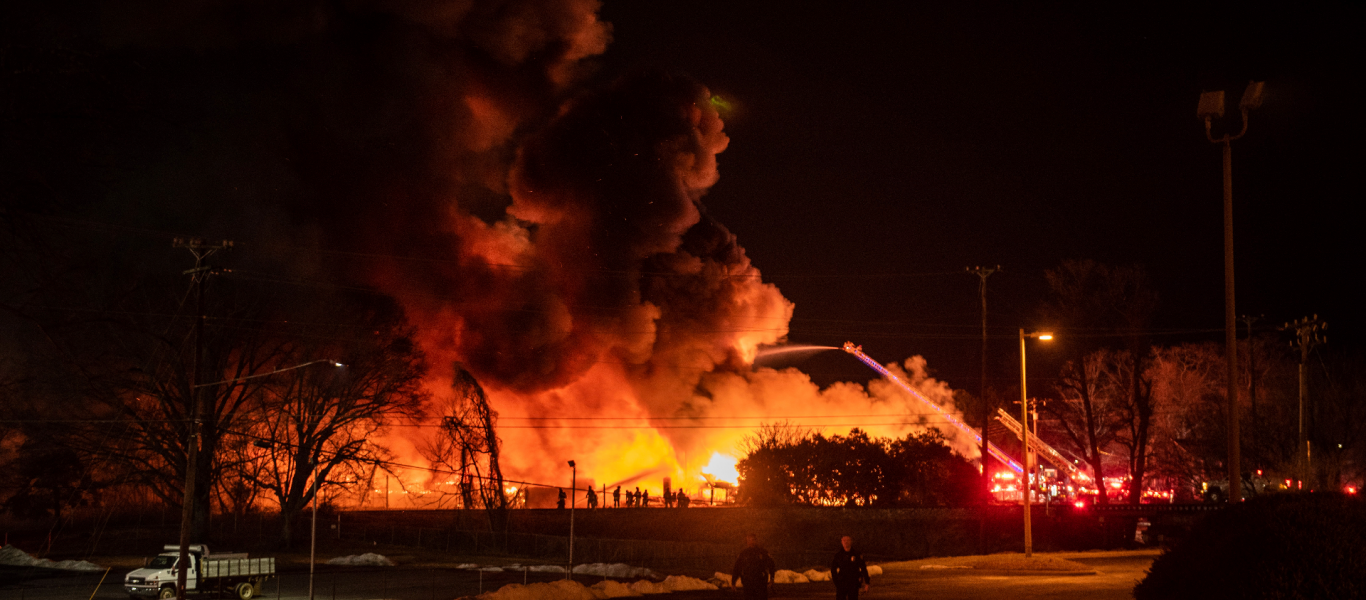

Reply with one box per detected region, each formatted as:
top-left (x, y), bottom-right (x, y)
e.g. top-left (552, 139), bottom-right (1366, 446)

top-left (677, 550), bottom-right (1159, 600)
top-left (2, 550), bottom-right (1159, 600)
top-left (2, 564), bottom-right (551, 599)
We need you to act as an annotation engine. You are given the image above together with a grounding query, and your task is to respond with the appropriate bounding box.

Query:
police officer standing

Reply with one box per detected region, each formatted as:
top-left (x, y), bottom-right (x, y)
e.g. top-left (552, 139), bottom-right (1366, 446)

top-left (830, 535), bottom-right (869, 600)
top-left (731, 533), bottom-right (776, 600)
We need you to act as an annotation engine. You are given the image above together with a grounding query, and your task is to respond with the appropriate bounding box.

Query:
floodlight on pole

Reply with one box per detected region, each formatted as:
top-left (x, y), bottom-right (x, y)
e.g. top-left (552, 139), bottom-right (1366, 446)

top-left (1239, 81), bottom-right (1265, 111)
top-left (1199, 80), bottom-right (1265, 504)
top-left (1197, 90), bottom-right (1226, 120)
top-left (1018, 329), bottom-right (1054, 559)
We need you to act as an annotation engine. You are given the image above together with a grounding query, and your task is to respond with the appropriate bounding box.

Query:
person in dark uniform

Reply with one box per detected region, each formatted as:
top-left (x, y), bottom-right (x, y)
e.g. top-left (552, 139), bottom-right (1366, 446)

top-left (586, 487), bottom-right (598, 509)
top-left (556, 488), bottom-right (566, 509)
top-left (830, 535), bottom-right (870, 600)
top-left (731, 533), bottom-right (776, 599)
top-left (613, 486), bottom-right (621, 508)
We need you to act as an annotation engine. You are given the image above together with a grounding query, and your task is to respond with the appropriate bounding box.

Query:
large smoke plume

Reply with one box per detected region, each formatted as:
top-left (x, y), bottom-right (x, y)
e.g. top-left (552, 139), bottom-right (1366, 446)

top-left (11, 0), bottom-right (978, 490)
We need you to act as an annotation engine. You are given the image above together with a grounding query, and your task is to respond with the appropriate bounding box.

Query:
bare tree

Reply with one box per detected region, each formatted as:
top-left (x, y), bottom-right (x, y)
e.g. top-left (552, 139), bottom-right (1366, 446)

top-left (1045, 350), bottom-right (1125, 503)
top-left (421, 364), bottom-right (508, 530)
top-left (91, 287), bottom-right (291, 539)
top-left (1041, 259), bottom-right (1157, 504)
top-left (242, 294), bottom-right (426, 546)
top-left (1148, 343), bottom-right (1227, 493)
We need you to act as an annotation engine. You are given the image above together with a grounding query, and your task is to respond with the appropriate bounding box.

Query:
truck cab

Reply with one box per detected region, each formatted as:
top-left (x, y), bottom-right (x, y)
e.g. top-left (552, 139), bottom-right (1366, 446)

top-left (124, 545), bottom-right (204, 598)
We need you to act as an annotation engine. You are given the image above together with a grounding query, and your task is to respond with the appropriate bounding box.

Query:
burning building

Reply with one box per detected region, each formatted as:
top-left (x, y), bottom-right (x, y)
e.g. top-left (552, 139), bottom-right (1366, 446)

top-left (308, 1), bottom-right (992, 506)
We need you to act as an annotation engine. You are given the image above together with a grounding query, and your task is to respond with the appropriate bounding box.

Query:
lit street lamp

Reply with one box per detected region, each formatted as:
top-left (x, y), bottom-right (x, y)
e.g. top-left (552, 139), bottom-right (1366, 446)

top-left (193, 359), bottom-right (345, 388)
top-left (1018, 329), bottom-right (1053, 558)
top-left (1199, 80), bottom-right (1264, 502)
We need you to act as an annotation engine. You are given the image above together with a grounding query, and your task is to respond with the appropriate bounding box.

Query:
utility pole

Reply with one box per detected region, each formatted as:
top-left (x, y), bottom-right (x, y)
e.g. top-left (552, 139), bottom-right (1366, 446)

top-left (1198, 81), bottom-right (1264, 503)
top-left (309, 462), bottom-right (319, 600)
top-left (1285, 315), bottom-right (1325, 489)
top-left (172, 237), bottom-right (232, 600)
top-left (566, 460), bottom-right (576, 578)
top-left (967, 266), bottom-right (999, 493)
top-left (1241, 314), bottom-right (1262, 465)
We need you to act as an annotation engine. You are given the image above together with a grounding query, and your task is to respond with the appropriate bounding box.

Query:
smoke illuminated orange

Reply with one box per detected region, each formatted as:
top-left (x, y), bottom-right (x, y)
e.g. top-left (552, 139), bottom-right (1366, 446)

top-left (348, 73), bottom-right (983, 510)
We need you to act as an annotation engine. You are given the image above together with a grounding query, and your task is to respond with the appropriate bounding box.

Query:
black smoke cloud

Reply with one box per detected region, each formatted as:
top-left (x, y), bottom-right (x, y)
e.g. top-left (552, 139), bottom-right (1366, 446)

top-left (5, 0), bottom-right (805, 479)
top-left (6, 0), bottom-right (978, 486)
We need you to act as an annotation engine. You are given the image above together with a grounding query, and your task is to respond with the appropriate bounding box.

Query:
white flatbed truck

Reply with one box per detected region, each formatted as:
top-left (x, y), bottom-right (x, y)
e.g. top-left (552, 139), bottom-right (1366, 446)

top-left (124, 544), bottom-right (274, 599)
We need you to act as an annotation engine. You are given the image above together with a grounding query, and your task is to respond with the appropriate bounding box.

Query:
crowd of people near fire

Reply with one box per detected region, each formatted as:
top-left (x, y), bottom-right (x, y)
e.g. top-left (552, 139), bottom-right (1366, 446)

top-left (556, 485), bottom-right (693, 509)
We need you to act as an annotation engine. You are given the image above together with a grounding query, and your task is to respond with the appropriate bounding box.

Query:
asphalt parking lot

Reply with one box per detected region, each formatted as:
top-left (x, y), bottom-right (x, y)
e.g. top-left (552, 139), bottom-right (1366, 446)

top-left (2, 549), bottom-right (1159, 600)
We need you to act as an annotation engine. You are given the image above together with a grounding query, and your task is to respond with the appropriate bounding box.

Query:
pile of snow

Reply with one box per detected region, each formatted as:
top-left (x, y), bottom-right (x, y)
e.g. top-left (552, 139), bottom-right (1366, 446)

top-left (0, 545), bottom-right (102, 571)
top-left (527, 565), bottom-right (566, 573)
top-left (659, 575), bottom-right (716, 591)
top-left (477, 579), bottom-right (603, 600)
top-left (628, 579), bottom-right (668, 594)
top-left (804, 569), bottom-right (831, 581)
top-left (573, 563), bottom-right (657, 579)
top-left (589, 580), bottom-right (641, 598)
top-left (476, 574), bottom-right (717, 599)
top-left (714, 566), bottom-right (870, 586)
top-left (326, 553), bottom-right (394, 566)
top-left (458, 563), bottom-right (560, 573)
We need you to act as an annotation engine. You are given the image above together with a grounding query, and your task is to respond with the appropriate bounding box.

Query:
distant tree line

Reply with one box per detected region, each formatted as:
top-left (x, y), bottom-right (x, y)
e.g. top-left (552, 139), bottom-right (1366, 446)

top-left (977, 259), bottom-right (1364, 504)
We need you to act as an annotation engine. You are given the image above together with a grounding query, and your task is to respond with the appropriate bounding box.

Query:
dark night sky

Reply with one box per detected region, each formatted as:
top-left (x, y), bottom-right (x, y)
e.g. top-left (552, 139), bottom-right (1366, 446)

top-left (598, 2), bottom-right (1364, 388)
top-left (3, 1), bottom-right (1361, 395)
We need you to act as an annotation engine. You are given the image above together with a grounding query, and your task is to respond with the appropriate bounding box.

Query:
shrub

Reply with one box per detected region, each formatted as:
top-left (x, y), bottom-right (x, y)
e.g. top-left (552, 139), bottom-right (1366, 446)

top-left (1133, 493), bottom-right (1364, 599)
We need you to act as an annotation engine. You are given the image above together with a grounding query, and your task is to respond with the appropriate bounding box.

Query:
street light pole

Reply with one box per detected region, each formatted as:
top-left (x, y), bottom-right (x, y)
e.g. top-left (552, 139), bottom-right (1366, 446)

top-left (567, 460), bottom-right (576, 578)
top-left (193, 359), bottom-right (344, 389)
top-left (1199, 81), bottom-right (1263, 503)
top-left (1018, 329), bottom-right (1053, 559)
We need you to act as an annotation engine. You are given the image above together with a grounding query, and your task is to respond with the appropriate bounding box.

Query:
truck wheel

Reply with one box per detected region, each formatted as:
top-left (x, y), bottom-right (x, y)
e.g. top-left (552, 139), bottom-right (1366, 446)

top-left (235, 582), bottom-right (256, 600)
top-left (158, 587), bottom-right (177, 599)
top-left (1206, 488), bottom-right (1225, 503)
